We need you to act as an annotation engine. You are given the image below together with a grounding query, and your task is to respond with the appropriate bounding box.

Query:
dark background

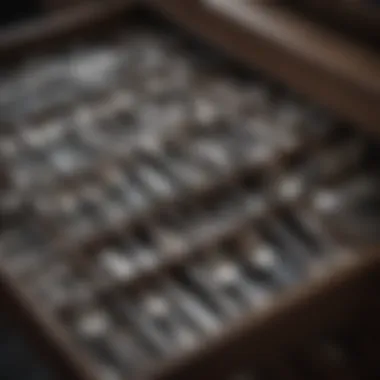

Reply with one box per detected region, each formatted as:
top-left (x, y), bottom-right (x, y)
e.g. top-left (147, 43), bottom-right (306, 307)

top-left (0, 314), bottom-right (55, 380)
top-left (0, 0), bottom-right (42, 27)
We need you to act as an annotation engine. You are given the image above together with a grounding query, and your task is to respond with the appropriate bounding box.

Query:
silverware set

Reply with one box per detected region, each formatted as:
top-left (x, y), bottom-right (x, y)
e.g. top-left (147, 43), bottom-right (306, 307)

top-left (0, 25), bottom-right (378, 380)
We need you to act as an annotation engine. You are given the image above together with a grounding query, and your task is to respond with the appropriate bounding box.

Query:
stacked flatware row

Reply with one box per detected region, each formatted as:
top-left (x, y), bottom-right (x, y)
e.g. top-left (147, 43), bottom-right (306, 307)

top-left (0, 28), bottom-right (334, 194)
top-left (1, 24), bottom-right (380, 380)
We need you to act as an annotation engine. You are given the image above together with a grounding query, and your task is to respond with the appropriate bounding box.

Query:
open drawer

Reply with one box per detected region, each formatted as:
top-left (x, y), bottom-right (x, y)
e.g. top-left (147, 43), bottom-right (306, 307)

top-left (1, 2), bottom-right (380, 380)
